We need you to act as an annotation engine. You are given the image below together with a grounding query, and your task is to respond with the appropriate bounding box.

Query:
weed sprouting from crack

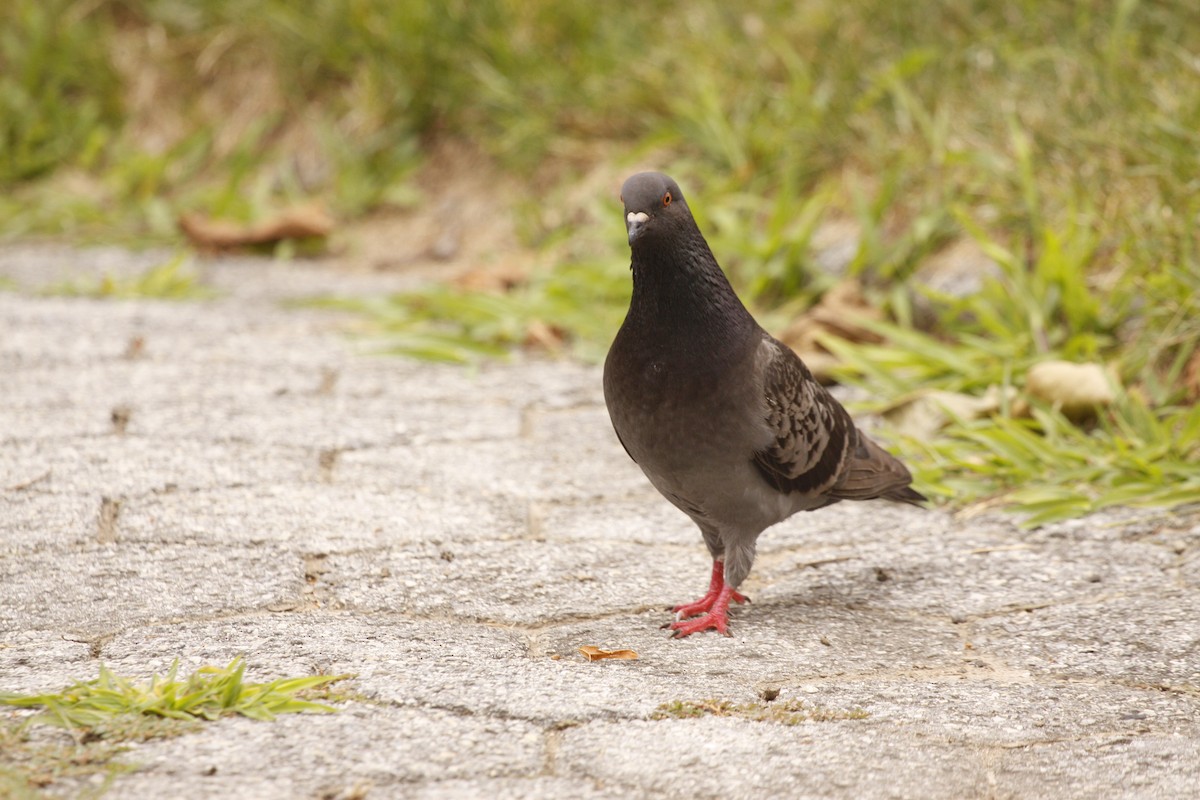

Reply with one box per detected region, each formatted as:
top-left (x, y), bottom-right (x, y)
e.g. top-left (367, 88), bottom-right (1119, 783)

top-left (0, 657), bottom-right (355, 795)
top-left (651, 698), bottom-right (869, 726)
top-left (0, 657), bottom-right (353, 728)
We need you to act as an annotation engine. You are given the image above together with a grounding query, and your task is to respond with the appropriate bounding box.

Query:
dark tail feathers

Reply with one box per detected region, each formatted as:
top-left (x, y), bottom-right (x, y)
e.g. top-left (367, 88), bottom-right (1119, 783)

top-left (830, 431), bottom-right (927, 506)
top-left (881, 484), bottom-right (928, 506)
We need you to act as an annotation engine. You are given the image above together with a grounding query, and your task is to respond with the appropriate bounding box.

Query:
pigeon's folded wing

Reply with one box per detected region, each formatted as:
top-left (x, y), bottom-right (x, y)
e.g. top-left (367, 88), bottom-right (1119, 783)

top-left (753, 338), bottom-right (925, 505)
top-left (752, 339), bottom-right (854, 497)
top-left (829, 432), bottom-right (925, 504)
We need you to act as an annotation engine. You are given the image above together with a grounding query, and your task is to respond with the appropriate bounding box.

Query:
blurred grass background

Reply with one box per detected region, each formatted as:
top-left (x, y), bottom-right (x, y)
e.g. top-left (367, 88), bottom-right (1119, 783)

top-left (2, 0), bottom-right (1198, 521)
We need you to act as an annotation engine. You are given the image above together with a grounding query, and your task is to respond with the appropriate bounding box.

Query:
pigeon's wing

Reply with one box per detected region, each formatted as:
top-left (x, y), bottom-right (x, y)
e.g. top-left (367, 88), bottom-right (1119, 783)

top-left (752, 338), bottom-right (925, 504)
top-left (831, 431), bottom-right (926, 504)
top-left (751, 340), bottom-right (854, 497)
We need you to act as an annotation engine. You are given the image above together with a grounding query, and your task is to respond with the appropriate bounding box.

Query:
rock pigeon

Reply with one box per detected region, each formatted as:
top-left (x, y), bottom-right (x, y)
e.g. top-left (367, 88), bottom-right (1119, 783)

top-left (603, 172), bottom-right (926, 637)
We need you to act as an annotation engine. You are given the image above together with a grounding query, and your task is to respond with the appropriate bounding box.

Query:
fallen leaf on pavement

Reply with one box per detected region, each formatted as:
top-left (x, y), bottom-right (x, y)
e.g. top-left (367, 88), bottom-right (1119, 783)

top-left (578, 646), bottom-right (638, 662)
top-left (179, 204), bottom-right (334, 250)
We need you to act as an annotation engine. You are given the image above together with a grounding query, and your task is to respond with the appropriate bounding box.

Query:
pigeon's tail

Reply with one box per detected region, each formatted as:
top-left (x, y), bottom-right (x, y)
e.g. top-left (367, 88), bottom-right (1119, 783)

top-left (829, 431), bottom-right (927, 506)
top-left (881, 484), bottom-right (928, 506)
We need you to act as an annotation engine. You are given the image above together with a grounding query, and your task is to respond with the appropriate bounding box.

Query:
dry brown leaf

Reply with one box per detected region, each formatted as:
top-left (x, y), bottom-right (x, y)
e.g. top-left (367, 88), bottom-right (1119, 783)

top-left (882, 386), bottom-right (1016, 440)
top-left (578, 645), bottom-right (639, 662)
top-left (179, 203), bottom-right (334, 250)
top-left (524, 319), bottom-right (568, 353)
top-left (1024, 360), bottom-right (1118, 420)
top-left (779, 280), bottom-right (883, 384)
top-left (452, 262), bottom-right (529, 293)
top-left (779, 280), bottom-right (884, 351)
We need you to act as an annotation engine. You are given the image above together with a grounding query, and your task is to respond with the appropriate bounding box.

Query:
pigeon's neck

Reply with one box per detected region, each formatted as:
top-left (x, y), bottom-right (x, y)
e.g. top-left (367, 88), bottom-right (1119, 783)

top-left (626, 232), bottom-right (758, 349)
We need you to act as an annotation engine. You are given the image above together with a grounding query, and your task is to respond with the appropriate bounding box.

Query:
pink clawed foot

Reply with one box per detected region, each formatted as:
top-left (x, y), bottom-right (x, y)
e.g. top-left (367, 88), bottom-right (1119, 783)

top-left (669, 583), bottom-right (742, 637)
top-left (668, 560), bottom-right (750, 638)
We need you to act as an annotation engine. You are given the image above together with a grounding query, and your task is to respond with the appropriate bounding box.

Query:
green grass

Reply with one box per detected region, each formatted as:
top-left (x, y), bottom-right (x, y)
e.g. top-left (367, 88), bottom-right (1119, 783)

top-left (0, 0), bottom-right (122, 186)
top-left (5, 0), bottom-right (1197, 249)
top-left (4, 0), bottom-right (1199, 524)
top-left (899, 401), bottom-right (1200, 526)
top-left (0, 658), bottom-right (352, 795)
top-left (0, 658), bottom-right (350, 726)
top-left (40, 253), bottom-right (215, 300)
top-left (816, 213), bottom-right (1200, 523)
top-left (307, 256), bottom-right (630, 363)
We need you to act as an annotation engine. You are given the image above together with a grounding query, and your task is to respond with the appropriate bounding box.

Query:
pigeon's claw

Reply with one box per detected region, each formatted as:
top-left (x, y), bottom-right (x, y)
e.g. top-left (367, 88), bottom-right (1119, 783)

top-left (669, 610), bottom-right (731, 637)
top-left (672, 587), bottom-right (748, 620)
top-left (668, 581), bottom-right (743, 638)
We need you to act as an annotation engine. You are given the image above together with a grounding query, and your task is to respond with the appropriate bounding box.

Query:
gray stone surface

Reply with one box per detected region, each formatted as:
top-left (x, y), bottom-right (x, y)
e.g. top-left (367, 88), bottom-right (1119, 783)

top-left (1, 246), bottom-right (1198, 799)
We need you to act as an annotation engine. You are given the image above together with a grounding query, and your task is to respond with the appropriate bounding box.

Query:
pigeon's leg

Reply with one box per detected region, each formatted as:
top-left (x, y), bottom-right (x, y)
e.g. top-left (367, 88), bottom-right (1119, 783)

top-left (671, 559), bottom-right (748, 621)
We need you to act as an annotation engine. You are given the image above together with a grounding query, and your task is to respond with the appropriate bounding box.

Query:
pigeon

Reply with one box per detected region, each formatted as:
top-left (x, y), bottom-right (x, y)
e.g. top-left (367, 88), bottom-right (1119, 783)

top-left (603, 172), bottom-right (926, 637)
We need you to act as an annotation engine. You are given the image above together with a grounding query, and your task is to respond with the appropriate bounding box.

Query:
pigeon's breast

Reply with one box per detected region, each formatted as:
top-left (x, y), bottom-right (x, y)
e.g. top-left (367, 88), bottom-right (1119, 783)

top-left (604, 336), bottom-right (785, 529)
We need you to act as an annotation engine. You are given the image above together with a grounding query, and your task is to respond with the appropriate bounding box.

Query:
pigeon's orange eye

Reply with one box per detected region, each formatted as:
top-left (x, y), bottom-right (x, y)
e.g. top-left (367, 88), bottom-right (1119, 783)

top-left (662, 191), bottom-right (672, 207)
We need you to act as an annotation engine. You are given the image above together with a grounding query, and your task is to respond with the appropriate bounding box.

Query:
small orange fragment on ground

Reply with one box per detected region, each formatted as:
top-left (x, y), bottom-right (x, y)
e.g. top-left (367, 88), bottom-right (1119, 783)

top-left (578, 646), bottom-right (638, 662)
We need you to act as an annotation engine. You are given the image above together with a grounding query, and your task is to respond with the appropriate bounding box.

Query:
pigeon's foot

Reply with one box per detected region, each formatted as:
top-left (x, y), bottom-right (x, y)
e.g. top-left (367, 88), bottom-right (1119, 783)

top-left (667, 560), bottom-right (749, 637)
top-left (669, 583), bottom-right (742, 637)
top-left (671, 559), bottom-right (748, 620)
top-left (671, 585), bottom-right (748, 620)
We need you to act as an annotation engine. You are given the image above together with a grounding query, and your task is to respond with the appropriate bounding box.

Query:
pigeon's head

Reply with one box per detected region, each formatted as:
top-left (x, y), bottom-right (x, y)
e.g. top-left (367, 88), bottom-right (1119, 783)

top-left (620, 172), bottom-right (690, 247)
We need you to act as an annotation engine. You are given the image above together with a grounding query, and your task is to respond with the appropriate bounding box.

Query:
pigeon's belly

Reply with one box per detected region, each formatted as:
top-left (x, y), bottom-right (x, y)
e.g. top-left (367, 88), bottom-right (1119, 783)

top-left (642, 453), bottom-right (798, 535)
top-left (606, 369), bottom-right (793, 532)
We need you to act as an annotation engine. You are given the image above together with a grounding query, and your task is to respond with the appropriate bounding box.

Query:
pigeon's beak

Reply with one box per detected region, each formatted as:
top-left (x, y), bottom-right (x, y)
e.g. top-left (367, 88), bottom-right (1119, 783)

top-left (626, 211), bottom-right (650, 245)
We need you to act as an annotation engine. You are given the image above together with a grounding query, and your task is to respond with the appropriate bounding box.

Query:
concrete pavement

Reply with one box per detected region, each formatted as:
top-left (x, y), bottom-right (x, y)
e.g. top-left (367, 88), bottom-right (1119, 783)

top-left (2, 245), bottom-right (1198, 799)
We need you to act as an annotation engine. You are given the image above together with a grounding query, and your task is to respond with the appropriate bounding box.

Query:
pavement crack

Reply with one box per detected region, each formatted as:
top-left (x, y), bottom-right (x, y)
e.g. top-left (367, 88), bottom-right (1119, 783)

top-left (96, 496), bottom-right (123, 544)
top-left (62, 631), bottom-right (117, 659)
top-left (964, 591), bottom-right (1131, 621)
top-left (1116, 679), bottom-right (1200, 699)
top-left (317, 447), bottom-right (348, 482)
top-left (404, 698), bottom-right (640, 729)
top-left (4, 468), bottom-right (52, 492)
top-left (540, 727), bottom-right (562, 777)
top-left (520, 605), bottom-right (669, 631)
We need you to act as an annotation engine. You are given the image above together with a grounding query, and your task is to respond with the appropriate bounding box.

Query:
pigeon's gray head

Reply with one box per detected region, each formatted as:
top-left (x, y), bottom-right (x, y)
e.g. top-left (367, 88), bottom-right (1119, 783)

top-left (620, 172), bottom-right (690, 247)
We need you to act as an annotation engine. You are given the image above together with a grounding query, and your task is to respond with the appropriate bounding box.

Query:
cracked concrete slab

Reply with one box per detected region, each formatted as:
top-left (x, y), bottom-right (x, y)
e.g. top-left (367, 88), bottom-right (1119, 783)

top-left (1, 245), bottom-right (1198, 799)
top-left (91, 705), bottom-right (547, 800)
top-left (972, 591), bottom-right (1200, 686)
top-left (0, 542), bottom-right (303, 634)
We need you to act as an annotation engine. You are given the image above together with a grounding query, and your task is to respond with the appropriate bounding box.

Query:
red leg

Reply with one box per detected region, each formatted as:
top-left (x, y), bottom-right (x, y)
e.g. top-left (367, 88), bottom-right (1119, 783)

top-left (669, 559), bottom-right (749, 637)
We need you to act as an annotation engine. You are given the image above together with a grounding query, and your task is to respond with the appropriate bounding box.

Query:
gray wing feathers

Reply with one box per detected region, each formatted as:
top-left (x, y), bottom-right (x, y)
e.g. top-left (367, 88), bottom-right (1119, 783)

top-left (752, 339), bottom-right (925, 504)
top-left (752, 341), bottom-right (853, 496)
